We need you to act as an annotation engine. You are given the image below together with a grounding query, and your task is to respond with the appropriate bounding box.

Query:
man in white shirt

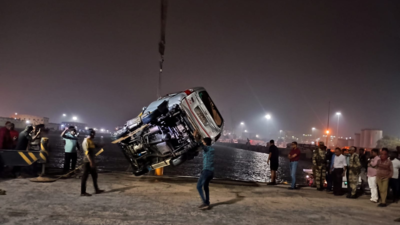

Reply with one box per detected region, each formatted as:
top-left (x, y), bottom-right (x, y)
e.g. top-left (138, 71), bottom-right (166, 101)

top-left (331, 147), bottom-right (347, 196)
top-left (390, 152), bottom-right (400, 203)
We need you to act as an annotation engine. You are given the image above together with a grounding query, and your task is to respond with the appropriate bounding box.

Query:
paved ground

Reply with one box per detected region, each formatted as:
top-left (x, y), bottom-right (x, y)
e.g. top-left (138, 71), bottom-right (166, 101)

top-left (0, 173), bottom-right (399, 225)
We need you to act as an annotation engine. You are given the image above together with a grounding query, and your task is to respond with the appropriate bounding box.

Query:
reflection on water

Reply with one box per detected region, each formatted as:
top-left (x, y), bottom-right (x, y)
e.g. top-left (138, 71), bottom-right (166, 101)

top-left (164, 144), bottom-right (312, 184)
top-left (48, 136), bottom-right (312, 184)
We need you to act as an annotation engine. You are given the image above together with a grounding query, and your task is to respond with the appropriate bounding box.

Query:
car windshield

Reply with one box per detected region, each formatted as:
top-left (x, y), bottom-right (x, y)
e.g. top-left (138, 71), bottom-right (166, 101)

top-left (198, 91), bottom-right (223, 127)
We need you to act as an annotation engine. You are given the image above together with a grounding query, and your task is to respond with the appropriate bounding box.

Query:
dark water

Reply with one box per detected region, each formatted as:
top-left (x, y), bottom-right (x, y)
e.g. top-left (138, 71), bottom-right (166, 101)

top-left (48, 135), bottom-right (312, 183)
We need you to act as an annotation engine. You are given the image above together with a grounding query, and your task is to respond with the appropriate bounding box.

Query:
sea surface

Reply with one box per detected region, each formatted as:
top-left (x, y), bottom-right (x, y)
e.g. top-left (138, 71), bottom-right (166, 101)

top-left (48, 135), bottom-right (313, 184)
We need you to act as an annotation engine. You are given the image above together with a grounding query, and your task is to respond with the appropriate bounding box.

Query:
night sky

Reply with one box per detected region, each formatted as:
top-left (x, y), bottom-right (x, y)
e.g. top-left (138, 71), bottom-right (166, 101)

top-left (1, 0), bottom-right (399, 137)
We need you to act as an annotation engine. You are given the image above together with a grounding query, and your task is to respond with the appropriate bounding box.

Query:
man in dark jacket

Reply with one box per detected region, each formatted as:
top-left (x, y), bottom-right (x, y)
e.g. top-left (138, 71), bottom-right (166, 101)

top-left (12, 125), bottom-right (39, 177)
top-left (267, 140), bottom-right (279, 185)
top-left (15, 125), bottom-right (37, 150)
top-left (326, 148), bottom-right (334, 192)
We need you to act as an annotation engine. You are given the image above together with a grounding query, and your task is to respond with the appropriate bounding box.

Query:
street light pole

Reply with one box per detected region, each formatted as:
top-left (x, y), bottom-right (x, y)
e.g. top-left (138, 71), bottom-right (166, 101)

top-left (336, 112), bottom-right (341, 138)
top-left (326, 101), bottom-right (330, 147)
top-left (265, 114), bottom-right (271, 139)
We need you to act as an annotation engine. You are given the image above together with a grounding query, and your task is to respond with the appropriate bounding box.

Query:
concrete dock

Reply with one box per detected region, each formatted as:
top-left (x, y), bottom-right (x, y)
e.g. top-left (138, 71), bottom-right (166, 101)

top-left (0, 173), bottom-right (398, 225)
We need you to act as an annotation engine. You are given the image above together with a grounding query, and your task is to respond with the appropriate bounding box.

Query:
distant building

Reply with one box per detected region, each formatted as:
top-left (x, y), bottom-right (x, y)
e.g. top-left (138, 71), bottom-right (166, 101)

top-left (0, 117), bottom-right (26, 129)
top-left (47, 122), bottom-right (61, 131)
top-left (348, 139), bottom-right (355, 147)
top-left (2, 114), bottom-right (61, 131)
top-left (11, 114), bottom-right (49, 125)
top-left (354, 133), bottom-right (361, 147)
top-left (336, 138), bottom-right (349, 148)
top-left (361, 129), bottom-right (383, 149)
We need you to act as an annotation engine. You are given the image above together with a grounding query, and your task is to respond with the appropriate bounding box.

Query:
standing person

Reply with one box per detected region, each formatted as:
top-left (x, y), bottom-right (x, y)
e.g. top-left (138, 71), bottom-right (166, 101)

top-left (81, 129), bottom-right (104, 197)
top-left (29, 125), bottom-right (43, 151)
top-left (15, 126), bottom-right (36, 150)
top-left (288, 141), bottom-right (300, 190)
top-left (375, 148), bottom-right (393, 207)
top-left (13, 125), bottom-right (39, 178)
top-left (389, 152), bottom-right (400, 203)
top-left (343, 148), bottom-right (351, 195)
top-left (326, 148), bottom-right (334, 192)
top-left (61, 126), bottom-right (80, 174)
top-left (313, 142), bottom-right (327, 191)
top-left (359, 148), bottom-right (368, 195)
top-left (331, 147), bottom-right (347, 196)
top-left (193, 130), bottom-right (215, 210)
top-left (267, 140), bottom-right (279, 185)
top-left (9, 123), bottom-right (19, 149)
top-left (0, 122), bottom-right (13, 150)
top-left (347, 146), bottom-right (361, 198)
top-left (368, 149), bottom-right (380, 203)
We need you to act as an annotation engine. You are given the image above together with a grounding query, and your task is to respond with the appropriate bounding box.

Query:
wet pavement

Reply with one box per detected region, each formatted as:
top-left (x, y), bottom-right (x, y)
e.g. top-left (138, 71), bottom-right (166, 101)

top-left (46, 134), bottom-right (312, 183)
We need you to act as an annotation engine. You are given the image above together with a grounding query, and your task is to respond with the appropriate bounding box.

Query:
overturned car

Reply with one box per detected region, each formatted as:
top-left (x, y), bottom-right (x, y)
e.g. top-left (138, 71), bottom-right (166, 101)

top-left (113, 87), bottom-right (224, 176)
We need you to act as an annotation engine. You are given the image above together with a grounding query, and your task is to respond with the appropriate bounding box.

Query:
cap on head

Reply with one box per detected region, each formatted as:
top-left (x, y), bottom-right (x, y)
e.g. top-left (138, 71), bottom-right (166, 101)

top-left (269, 140), bottom-right (274, 144)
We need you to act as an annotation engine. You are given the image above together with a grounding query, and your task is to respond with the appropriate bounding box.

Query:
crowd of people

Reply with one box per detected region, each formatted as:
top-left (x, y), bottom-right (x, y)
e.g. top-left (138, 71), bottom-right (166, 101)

top-left (1, 122), bottom-right (215, 210)
top-left (2, 120), bottom-right (400, 210)
top-left (0, 121), bottom-right (44, 177)
top-left (267, 139), bottom-right (400, 208)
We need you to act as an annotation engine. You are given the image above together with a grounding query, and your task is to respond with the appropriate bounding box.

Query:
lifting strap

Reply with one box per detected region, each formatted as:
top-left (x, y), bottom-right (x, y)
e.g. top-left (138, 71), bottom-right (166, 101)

top-left (158, 0), bottom-right (168, 98)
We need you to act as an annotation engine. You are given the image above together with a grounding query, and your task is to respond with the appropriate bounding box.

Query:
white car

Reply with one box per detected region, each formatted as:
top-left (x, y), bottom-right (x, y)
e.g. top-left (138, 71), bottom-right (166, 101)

top-left (113, 87), bottom-right (224, 176)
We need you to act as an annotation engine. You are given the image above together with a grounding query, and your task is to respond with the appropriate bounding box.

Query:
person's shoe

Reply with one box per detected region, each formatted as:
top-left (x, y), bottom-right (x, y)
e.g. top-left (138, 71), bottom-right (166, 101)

top-left (317, 188), bottom-right (323, 191)
top-left (95, 190), bottom-right (105, 194)
top-left (377, 203), bottom-right (387, 207)
top-left (81, 193), bottom-right (92, 197)
top-left (326, 189), bottom-right (332, 193)
top-left (288, 187), bottom-right (295, 190)
top-left (199, 204), bottom-right (210, 210)
top-left (347, 195), bottom-right (357, 199)
top-left (198, 203), bottom-right (207, 208)
top-left (267, 182), bottom-right (277, 185)
top-left (370, 199), bottom-right (378, 203)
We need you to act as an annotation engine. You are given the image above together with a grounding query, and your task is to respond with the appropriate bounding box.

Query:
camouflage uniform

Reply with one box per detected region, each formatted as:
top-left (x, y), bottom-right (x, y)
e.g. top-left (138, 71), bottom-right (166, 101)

top-left (348, 153), bottom-right (361, 196)
top-left (313, 147), bottom-right (327, 189)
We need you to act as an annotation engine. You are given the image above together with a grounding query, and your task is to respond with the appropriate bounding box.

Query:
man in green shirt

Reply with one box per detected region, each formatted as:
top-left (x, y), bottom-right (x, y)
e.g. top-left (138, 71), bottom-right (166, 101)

top-left (61, 126), bottom-right (80, 173)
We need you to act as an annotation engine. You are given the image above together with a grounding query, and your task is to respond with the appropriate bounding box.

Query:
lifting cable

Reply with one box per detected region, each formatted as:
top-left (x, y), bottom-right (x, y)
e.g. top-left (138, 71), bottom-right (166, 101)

top-left (158, 0), bottom-right (168, 98)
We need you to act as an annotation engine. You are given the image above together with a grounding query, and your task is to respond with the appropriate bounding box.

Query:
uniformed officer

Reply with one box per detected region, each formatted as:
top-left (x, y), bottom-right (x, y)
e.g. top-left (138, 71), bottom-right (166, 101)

top-left (313, 141), bottom-right (327, 191)
top-left (347, 146), bottom-right (361, 198)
